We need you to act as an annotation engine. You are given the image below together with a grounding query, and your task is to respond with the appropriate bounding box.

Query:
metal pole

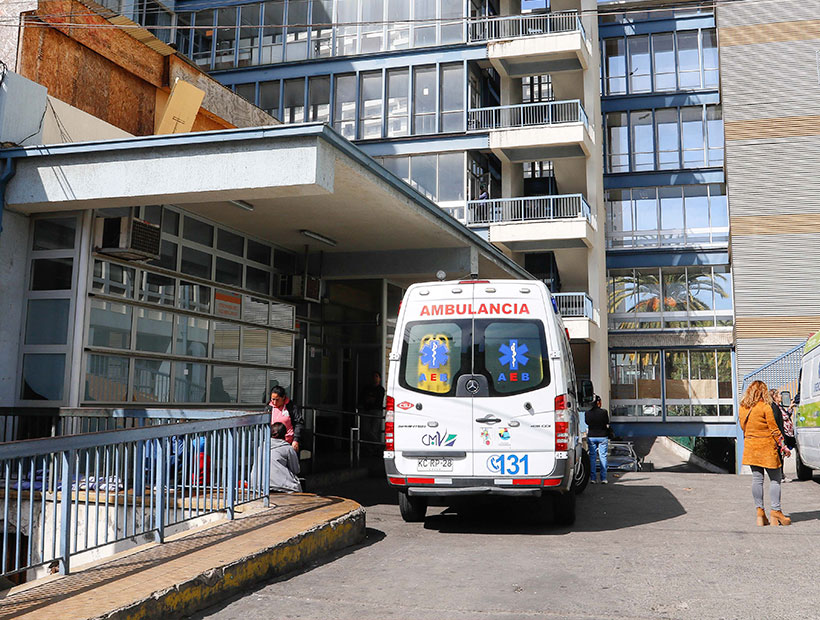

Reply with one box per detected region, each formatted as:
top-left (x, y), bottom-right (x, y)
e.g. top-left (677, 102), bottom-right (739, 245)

top-left (154, 437), bottom-right (165, 543)
top-left (59, 449), bottom-right (73, 575)
top-left (226, 428), bottom-right (235, 520)
top-left (262, 424), bottom-right (271, 507)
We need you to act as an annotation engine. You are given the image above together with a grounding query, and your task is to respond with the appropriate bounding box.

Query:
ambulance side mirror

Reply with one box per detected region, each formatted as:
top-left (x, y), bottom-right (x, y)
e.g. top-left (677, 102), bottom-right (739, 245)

top-left (781, 391), bottom-right (791, 408)
top-left (579, 380), bottom-right (595, 405)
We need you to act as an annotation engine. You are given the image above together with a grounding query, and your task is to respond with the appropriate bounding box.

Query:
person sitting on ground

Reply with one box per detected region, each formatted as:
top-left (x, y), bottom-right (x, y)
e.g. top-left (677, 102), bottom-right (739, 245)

top-left (585, 395), bottom-right (611, 485)
top-left (269, 422), bottom-right (302, 493)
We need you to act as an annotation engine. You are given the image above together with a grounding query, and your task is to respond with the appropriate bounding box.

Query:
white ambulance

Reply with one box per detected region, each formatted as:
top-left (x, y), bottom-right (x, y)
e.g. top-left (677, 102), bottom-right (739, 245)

top-left (384, 279), bottom-right (593, 524)
top-left (793, 331), bottom-right (820, 480)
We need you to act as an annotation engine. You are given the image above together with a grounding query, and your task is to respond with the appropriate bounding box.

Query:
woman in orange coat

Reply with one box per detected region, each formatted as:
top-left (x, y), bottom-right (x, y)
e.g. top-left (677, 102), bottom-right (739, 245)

top-left (740, 380), bottom-right (791, 526)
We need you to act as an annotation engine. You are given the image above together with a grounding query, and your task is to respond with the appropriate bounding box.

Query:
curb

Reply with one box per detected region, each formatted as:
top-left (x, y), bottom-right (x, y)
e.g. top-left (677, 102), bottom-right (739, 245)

top-left (102, 505), bottom-right (366, 620)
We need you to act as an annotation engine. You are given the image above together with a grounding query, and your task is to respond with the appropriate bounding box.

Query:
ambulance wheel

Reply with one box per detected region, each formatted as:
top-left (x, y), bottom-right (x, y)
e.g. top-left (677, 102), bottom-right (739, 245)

top-left (553, 490), bottom-right (576, 526)
top-left (796, 445), bottom-right (814, 481)
top-left (574, 449), bottom-right (590, 495)
top-left (398, 491), bottom-right (427, 522)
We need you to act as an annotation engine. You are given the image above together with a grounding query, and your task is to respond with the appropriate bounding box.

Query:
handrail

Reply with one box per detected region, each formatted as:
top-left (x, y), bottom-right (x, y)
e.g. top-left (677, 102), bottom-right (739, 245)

top-left (466, 193), bottom-right (592, 226)
top-left (0, 413), bottom-right (270, 577)
top-left (468, 99), bottom-right (589, 132)
top-left (468, 11), bottom-right (586, 43)
top-left (554, 292), bottom-right (594, 319)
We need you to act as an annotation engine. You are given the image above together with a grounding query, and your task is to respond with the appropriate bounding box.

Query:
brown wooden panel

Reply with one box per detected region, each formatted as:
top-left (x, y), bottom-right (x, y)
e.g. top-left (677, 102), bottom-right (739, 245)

top-left (720, 19), bottom-right (820, 46)
top-left (736, 317), bottom-right (820, 339)
top-left (731, 214), bottom-right (820, 236)
top-left (725, 116), bottom-right (820, 141)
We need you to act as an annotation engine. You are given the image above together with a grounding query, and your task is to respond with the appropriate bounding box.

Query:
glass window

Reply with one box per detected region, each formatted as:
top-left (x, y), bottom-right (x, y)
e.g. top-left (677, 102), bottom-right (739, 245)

top-left (215, 257), bottom-right (243, 287)
top-left (162, 210), bottom-right (179, 236)
top-left (213, 321), bottom-right (240, 360)
top-left (414, 0), bottom-right (436, 47)
top-left (84, 354), bottom-right (129, 402)
top-left (135, 307), bottom-right (173, 354)
top-left (33, 217), bottom-right (76, 250)
top-left (387, 0), bottom-right (410, 50)
top-left (92, 260), bottom-right (135, 297)
top-left (133, 358), bottom-right (171, 402)
top-left (214, 7), bottom-right (238, 70)
top-left (636, 269), bottom-right (661, 313)
top-left (210, 366), bottom-right (238, 403)
top-left (707, 105), bottom-right (724, 166)
top-left (684, 185), bottom-right (709, 234)
top-left (717, 350), bottom-right (732, 398)
top-left (359, 71), bottom-right (383, 138)
top-left (401, 321), bottom-right (464, 395)
top-left (382, 155), bottom-right (410, 182)
top-left (261, 1), bottom-right (284, 64)
top-left (174, 362), bottom-right (208, 402)
top-left (217, 228), bottom-right (244, 256)
top-left (483, 320), bottom-right (547, 394)
top-left (243, 296), bottom-right (269, 324)
top-left (183, 216), bottom-right (214, 246)
top-left (413, 66), bottom-right (436, 134)
top-left (438, 153), bottom-right (464, 201)
top-left (269, 331), bottom-right (294, 367)
top-left (610, 353), bottom-right (637, 399)
top-left (192, 9), bottom-right (215, 68)
top-left (333, 74), bottom-right (356, 139)
top-left (283, 78), bottom-right (305, 124)
top-left (238, 4), bottom-right (261, 67)
top-left (689, 350), bottom-right (717, 399)
top-left (630, 110), bottom-right (654, 171)
top-left (361, 0), bottom-right (385, 53)
top-left (440, 63), bottom-right (464, 133)
top-left (260, 81), bottom-right (280, 117)
top-left (139, 272), bottom-right (175, 306)
top-left (88, 299), bottom-right (132, 349)
top-left (240, 367), bottom-right (268, 404)
top-left (703, 29), bottom-right (719, 88)
top-left (681, 106), bottom-right (705, 167)
top-left (247, 239), bottom-right (272, 265)
top-left (662, 267), bottom-right (686, 311)
top-left (665, 350), bottom-right (689, 399)
top-left (655, 108), bottom-right (679, 169)
top-left (181, 246), bottom-right (212, 279)
top-left (179, 281), bottom-right (211, 313)
top-left (246, 266), bottom-right (270, 295)
top-left (387, 69), bottom-right (409, 136)
top-left (235, 83), bottom-right (256, 105)
top-left (604, 38), bottom-right (626, 95)
top-left (628, 35), bottom-right (651, 92)
top-left (308, 76), bottom-right (330, 122)
top-left (688, 266), bottom-right (714, 311)
top-left (21, 354), bottom-right (65, 400)
top-left (335, 0), bottom-right (358, 56)
top-left (31, 257), bottom-right (73, 290)
top-left (285, 0), bottom-right (309, 61)
top-left (709, 184), bottom-right (728, 229)
top-left (25, 299), bottom-right (70, 345)
top-left (310, 0), bottom-right (333, 58)
top-left (677, 31), bottom-right (701, 88)
top-left (175, 12), bottom-right (192, 56)
top-left (633, 188), bottom-right (656, 232)
top-left (242, 326), bottom-right (268, 363)
top-left (440, 0), bottom-right (462, 44)
top-left (606, 112), bottom-right (629, 172)
top-left (652, 33), bottom-right (676, 91)
top-left (608, 189), bottom-right (632, 234)
top-left (637, 352), bottom-right (661, 399)
top-left (609, 269), bottom-right (637, 315)
top-left (176, 315), bottom-right (209, 357)
top-left (410, 154), bottom-right (437, 200)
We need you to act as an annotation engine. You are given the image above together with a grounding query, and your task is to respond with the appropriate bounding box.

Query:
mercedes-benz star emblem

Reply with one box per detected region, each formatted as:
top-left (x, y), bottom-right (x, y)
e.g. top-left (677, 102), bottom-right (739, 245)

top-left (466, 379), bottom-right (480, 394)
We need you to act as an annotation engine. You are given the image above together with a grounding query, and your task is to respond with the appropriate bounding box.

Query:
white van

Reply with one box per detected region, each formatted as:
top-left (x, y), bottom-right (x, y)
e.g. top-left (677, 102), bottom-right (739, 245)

top-left (793, 332), bottom-right (820, 480)
top-left (384, 279), bottom-right (593, 524)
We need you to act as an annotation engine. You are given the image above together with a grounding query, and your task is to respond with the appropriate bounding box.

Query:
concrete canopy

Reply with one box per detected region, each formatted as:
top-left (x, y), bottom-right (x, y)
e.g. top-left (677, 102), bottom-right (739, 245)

top-left (2, 123), bottom-right (532, 285)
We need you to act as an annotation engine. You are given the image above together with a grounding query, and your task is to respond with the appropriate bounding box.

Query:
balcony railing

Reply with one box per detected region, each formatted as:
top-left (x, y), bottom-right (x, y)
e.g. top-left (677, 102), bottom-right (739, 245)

top-left (554, 292), bottom-right (593, 319)
top-left (468, 11), bottom-right (586, 43)
top-left (468, 99), bottom-right (588, 132)
top-left (467, 193), bottom-right (592, 226)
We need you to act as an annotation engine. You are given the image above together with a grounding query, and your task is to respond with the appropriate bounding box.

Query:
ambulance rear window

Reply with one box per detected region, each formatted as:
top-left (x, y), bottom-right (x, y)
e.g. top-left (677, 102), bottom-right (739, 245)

top-left (400, 321), bottom-right (466, 396)
top-left (481, 320), bottom-right (548, 394)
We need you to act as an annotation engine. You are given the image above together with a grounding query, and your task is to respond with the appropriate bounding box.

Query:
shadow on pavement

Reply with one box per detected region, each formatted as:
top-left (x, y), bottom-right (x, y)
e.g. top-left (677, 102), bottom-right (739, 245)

top-left (788, 509), bottom-right (820, 523)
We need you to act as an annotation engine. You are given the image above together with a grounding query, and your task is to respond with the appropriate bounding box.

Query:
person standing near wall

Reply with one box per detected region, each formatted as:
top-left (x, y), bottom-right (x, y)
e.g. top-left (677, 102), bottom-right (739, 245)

top-left (266, 386), bottom-right (304, 453)
top-left (585, 395), bottom-right (611, 484)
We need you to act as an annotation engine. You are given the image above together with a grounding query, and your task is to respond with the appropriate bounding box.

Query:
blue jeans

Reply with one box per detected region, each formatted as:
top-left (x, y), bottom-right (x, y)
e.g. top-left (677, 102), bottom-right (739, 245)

top-left (588, 437), bottom-right (609, 482)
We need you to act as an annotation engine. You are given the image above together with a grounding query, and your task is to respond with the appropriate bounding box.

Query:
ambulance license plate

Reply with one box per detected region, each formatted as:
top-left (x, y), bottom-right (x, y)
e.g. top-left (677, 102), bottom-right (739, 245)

top-left (417, 458), bottom-right (453, 472)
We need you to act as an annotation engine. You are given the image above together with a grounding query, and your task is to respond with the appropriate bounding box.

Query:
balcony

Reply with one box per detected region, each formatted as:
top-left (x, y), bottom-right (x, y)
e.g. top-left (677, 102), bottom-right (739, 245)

top-left (554, 292), bottom-right (598, 342)
top-left (469, 12), bottom-right (592, 77)
top-left (468, 194), bottom-right (597, 251)
top-left (468, 100), bottom-right (594, 162)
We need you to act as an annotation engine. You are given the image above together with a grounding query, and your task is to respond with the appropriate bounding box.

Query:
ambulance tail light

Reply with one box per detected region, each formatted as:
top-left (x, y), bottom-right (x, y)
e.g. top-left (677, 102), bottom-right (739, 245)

top-left (554, 394), bottom-right (569, 451)
top-left (459, 279), bottom-right (490, 284)
top-left (385, 396), bottom-right (395, 451)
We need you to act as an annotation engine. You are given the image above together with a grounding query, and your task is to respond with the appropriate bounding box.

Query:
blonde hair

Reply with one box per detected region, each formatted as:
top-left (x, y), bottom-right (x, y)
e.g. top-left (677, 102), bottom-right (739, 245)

top-left (741, 380), bottom-right (771, 409)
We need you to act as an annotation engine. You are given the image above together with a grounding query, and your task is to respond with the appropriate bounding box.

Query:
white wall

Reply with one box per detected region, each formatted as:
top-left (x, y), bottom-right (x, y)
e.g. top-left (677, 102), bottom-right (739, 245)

top-left (0, 210), bottom-right (29, 404)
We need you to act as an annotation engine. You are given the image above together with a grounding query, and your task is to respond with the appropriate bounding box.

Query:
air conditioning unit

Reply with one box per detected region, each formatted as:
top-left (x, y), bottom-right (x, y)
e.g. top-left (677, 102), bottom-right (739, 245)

top-left (279, 274), bottom-right (322, 303)
top-left (94, 216), bottom-right (161, 261)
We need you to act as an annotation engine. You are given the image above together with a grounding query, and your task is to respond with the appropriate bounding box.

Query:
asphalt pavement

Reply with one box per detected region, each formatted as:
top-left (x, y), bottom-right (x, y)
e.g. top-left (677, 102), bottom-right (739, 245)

top-left (193, 442), bottom-right (820, 620)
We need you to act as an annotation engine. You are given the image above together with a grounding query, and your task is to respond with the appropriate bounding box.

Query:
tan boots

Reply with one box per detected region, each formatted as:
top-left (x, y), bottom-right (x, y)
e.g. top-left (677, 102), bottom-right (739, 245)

top-left (757, 508), bottom-right (791, 526)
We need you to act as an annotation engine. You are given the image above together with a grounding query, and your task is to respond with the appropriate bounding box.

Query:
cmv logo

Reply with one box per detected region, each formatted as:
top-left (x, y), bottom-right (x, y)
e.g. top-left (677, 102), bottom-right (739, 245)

top-left (421, 430), bottom-right (457, 447)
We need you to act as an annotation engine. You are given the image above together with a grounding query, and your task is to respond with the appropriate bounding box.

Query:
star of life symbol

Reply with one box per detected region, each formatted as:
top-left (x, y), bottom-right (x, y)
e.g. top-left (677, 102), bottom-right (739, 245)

top-left (498, 340), bottom-right (529, 370)
top-left (420, 340), bottom-right (448, 369)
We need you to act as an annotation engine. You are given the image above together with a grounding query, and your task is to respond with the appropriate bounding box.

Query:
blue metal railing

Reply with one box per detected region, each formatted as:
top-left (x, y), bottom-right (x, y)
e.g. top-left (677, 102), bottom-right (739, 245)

top-left (0, 413), bottom-right (269, 578)
top-left (741, 343), bottom-right (803, 396)
top-left (554, 292), bottom-right (594, 320)
top-left (468, 11), bottom-right (586, 43)
top-left (468, 99), bottom-right (589, 132)
top-left (466, 193), bottom-right (592, 226)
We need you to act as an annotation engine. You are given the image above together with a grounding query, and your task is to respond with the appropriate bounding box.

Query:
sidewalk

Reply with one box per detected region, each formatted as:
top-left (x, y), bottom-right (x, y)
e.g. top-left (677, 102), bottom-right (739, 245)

top-left (0, 493), bottom-right (365, 620)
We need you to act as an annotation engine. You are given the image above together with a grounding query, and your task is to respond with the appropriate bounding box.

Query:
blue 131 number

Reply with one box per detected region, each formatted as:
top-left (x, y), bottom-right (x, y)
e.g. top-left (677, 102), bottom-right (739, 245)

top-left (487, 454), bottom-right (529, 474)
